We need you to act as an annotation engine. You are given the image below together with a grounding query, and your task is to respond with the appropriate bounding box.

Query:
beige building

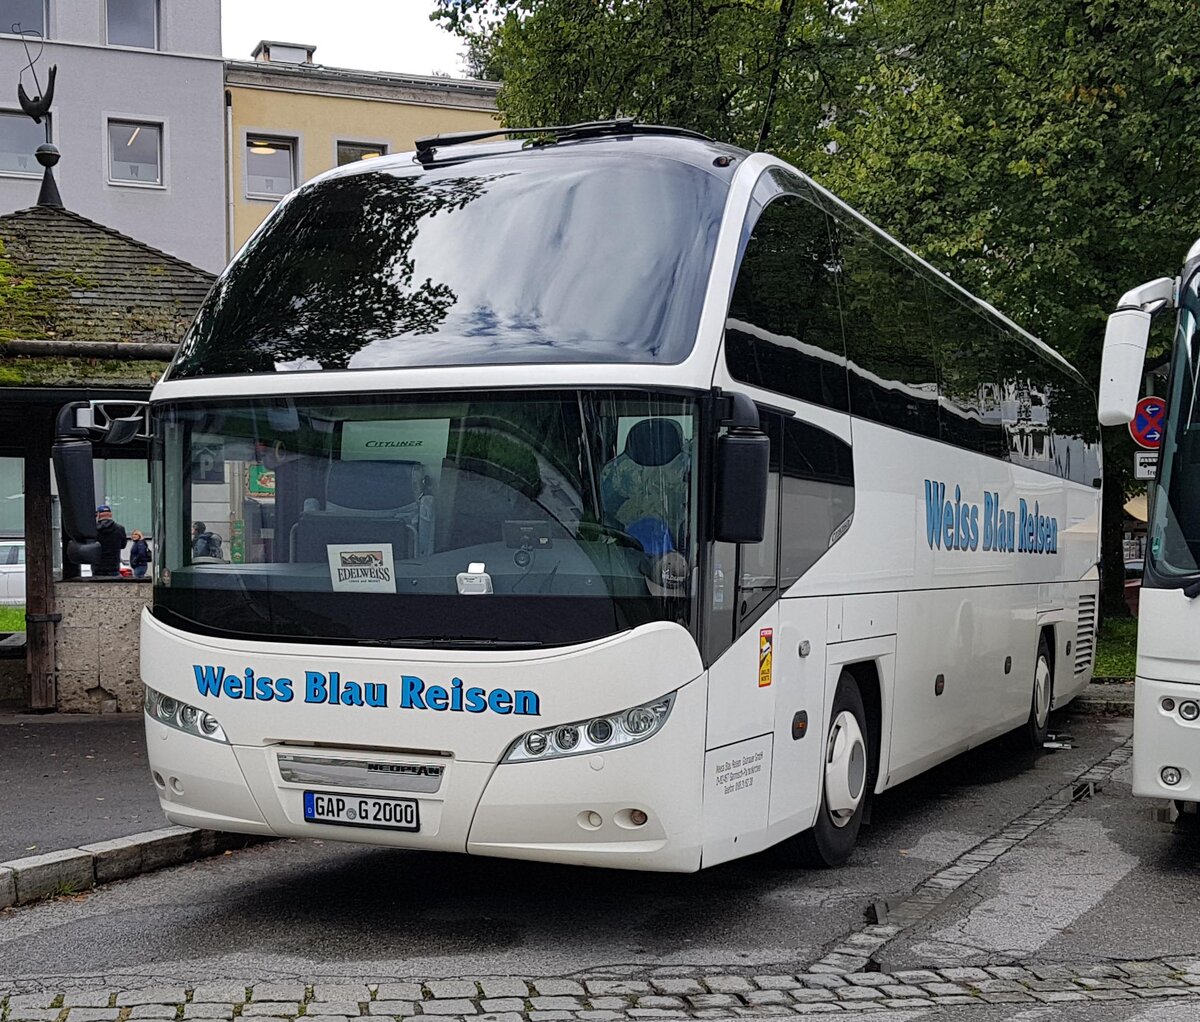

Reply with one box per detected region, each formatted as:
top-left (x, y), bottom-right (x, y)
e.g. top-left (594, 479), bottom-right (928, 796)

top-left (224, 40), bottom-right (499, 256)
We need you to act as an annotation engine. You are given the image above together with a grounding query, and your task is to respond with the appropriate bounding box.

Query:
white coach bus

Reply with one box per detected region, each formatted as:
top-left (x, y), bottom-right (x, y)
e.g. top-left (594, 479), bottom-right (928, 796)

top-left (54, 122), bottom-right (1101, 870)
top-left (1099, 244), bottom-right (1200, 818)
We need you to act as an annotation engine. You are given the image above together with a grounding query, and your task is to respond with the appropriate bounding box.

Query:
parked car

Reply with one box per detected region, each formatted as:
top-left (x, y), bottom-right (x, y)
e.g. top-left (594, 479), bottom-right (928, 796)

top-left (0, 539), bottom-right (25, 605)
top-left (1125, 558), bottom-right (1143, 617)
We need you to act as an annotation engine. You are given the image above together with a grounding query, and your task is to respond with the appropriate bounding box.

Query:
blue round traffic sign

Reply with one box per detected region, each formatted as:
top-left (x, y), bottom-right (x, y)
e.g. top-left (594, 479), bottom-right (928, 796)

top-left (1130, 396), bottom-right (1165, 450)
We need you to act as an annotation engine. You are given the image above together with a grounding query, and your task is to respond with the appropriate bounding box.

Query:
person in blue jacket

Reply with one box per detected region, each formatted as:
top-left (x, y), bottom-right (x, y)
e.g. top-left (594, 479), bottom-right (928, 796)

top-left (129, 530), bottom-right (150, 578)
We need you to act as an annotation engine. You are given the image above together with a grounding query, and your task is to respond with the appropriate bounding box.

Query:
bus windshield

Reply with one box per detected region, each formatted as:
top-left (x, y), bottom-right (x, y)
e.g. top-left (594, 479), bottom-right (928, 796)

top-left (167, 151), bottom-right (726, 379)
top-left (1150, 270), bottom-right (1200, 581)
top-left (152, 391), bottom-right (699, 648)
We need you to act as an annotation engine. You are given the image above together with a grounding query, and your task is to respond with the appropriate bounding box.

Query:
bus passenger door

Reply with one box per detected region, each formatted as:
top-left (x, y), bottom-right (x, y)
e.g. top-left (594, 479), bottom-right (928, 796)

top-left (769, 596), bottom-right (827, 833)
top-left (701, 419), bottom-right (781, 865)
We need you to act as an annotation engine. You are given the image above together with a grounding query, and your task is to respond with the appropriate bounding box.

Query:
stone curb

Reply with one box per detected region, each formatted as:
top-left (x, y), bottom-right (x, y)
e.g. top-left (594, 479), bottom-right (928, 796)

top-left (1068, 682), bottom-right (1134, 716)
top-left (0, 827), bottom-right (265, 908)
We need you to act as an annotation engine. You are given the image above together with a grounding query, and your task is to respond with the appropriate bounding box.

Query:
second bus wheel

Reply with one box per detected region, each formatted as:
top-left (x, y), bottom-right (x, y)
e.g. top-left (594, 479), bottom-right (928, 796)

top-left (784, 671), bottom-right (870, 868)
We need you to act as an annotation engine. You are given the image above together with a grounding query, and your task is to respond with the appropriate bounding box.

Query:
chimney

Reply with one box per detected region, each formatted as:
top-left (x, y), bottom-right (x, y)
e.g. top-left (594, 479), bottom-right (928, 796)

top-left (250, 40), bottom-right (317, 65)
top-left (35, 143), bottom-right (62, 208)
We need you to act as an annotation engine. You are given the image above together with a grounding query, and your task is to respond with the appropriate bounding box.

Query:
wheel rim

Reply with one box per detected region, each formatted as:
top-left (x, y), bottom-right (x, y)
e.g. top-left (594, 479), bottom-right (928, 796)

top-left (1034, 656), bottom-right (1052, 730)
top-left (825, 709), bottom-right (867, 828)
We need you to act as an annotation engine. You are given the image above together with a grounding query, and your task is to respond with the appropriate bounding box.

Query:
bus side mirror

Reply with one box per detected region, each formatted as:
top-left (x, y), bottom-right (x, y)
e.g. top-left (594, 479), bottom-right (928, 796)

top-left (714, 430), bottom-right (769, 544)
top-left (52, 403), bottom-right (101, 565)
top-left (1098, 308), bottom-right (1152, 426)
top-left (1098, 275), bottom-right (1176, 426)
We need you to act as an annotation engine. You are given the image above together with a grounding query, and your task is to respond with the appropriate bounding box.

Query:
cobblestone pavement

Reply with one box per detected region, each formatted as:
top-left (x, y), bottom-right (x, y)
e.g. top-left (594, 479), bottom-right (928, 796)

top-left (3, 959), bottom-right (1200, 1021)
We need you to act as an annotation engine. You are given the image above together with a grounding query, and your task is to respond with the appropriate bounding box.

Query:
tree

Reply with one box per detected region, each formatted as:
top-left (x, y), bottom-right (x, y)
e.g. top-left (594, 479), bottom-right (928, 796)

top-left (431, 0), bottom-right (863, 153)
top-left (814, 0), bottom-right (1200, 614)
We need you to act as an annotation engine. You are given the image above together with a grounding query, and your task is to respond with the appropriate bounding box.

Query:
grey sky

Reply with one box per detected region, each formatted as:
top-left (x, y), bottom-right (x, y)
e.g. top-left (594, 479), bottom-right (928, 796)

top-left (221, 1), bottom-right (468, 78)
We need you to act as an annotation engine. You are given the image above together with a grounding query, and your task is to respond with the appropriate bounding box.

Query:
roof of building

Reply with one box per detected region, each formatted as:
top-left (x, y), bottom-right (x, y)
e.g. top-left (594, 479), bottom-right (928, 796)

top-left (0, 204), bottom-right (216, 387)
top-left (251, 39), bottom-right (319, 59)
top-left (225, 58), bottom-right (499, 111)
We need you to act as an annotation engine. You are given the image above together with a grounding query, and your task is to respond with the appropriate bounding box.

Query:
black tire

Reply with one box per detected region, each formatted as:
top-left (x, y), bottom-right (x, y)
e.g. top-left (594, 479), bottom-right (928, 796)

top-left (1019, 633), bottom-right (1054, 750)
top-left (783, 671), bottom-right (870, 868)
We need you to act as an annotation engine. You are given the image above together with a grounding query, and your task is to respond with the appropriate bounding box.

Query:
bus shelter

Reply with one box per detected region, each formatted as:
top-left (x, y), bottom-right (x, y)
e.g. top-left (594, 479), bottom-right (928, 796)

top-left (0, 199), bottom-right (214, 711)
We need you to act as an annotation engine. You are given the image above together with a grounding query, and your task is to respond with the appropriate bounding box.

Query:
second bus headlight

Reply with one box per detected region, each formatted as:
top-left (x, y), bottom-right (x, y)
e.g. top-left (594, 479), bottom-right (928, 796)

top-left (503, 693), bottom-right (675, 763)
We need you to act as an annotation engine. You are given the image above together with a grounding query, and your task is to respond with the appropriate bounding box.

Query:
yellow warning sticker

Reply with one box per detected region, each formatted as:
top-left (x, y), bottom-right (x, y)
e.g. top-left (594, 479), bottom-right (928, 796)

top-left (759, 628), bottom-right (773, 687)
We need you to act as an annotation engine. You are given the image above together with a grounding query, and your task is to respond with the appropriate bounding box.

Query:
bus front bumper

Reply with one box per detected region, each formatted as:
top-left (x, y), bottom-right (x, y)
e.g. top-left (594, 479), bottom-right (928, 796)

top-left (1133, 675), bottom-right (1200, 802)
top-left (145, 677), bottom-right (707, 872)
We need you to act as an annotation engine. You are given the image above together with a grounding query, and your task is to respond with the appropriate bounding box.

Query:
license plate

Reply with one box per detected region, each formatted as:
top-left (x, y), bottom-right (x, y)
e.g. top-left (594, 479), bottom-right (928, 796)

top-left (303, 791), bottom-right (420, 831)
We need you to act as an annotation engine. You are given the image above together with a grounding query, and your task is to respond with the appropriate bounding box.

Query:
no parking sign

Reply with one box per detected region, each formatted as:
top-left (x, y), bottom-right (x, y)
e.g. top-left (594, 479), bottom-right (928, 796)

top-left (1130, 396), bottom-right (1165, 450)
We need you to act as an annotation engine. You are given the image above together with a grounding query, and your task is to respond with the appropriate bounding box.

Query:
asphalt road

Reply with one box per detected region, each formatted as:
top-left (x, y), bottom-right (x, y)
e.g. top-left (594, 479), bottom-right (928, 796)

top-left (1, 709), bottom-right (1167, 984)
top-left (0, 713), bottom-right (162, 860)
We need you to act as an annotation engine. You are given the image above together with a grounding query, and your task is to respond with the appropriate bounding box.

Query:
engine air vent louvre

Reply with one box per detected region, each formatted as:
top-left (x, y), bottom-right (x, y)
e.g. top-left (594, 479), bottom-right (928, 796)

top-left (1075, 594), bottom-right (1097, 674)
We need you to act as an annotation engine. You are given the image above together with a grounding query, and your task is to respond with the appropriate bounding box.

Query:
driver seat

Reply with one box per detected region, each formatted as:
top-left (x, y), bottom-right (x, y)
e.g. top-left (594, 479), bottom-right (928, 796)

top-left (599, 418), bottom-right (689, 550)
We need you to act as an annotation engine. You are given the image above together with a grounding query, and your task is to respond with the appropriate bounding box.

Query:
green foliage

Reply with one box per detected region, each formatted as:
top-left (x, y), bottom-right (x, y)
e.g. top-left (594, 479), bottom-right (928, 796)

top-left (431, 0), bottom-right (861, 152)
top-left (815, 0), bottom-right (1200, 614)
top-left (1095, 615), bottom-right (1138, 680)
top-left (0, 605), bottom-right (24, 633)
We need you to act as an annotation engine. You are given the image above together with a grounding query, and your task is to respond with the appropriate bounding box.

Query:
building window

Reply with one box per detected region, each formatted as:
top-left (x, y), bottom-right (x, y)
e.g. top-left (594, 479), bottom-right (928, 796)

top-left (107, 0), bottom-right (157, 48)
top-left (246, 137), bottom-right (295, 197)
top-left (1, 0), bottom-right (45, 37)
top-left (336, 141), bottom-right (386, 166)
top-left (0, 109), bottom-right (47, 176)
top-left (108, 119), bottom-right (162, 185)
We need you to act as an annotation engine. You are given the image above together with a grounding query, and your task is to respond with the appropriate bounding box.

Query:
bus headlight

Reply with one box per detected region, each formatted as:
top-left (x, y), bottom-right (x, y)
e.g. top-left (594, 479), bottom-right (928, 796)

top-left (144, 685), bottom-right (228, 744)
top-left (503, 693), bottom-right (675, 763)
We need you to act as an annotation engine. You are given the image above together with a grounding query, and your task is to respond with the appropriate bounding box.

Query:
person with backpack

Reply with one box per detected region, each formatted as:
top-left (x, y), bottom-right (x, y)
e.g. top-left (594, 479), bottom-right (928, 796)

top-left (191, 521), bottom-right (222, 560)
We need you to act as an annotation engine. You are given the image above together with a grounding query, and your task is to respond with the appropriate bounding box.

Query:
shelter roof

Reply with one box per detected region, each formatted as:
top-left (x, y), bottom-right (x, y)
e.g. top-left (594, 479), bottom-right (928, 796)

top-left (0, 205), bottom-right (215, 387)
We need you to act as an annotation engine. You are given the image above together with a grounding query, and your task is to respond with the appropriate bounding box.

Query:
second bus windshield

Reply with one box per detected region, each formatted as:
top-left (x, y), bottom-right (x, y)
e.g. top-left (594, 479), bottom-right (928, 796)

top-left (1151, 272), bottom-right (1200, 581)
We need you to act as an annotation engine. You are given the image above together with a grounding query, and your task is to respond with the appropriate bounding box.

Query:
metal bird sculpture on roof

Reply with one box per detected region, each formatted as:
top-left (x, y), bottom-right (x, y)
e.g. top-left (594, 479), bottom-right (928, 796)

top-left (14, 23), bottom-right (55, 124)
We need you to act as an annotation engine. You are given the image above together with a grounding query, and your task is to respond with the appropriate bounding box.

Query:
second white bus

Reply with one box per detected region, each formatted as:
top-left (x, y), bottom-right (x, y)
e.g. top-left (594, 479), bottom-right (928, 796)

top-left (55, 122), bottom-right (1102, 870)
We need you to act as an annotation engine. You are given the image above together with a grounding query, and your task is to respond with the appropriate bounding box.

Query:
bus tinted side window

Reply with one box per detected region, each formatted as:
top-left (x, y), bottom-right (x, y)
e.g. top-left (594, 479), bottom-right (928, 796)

top-left (780, 418), bottom-right (855, 588)
top-left (832, 220), bottom-right (941, 440)
top-left (928, 282), bottom-right (1011, 460)
top-left (725, 193), bottom-right (849, 412)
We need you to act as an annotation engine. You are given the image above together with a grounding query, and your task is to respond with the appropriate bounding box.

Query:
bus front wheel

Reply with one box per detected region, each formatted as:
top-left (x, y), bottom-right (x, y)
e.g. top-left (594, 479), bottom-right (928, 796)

top-left (785, 671), bottom-right (869, 868)
top-left (1019, 633), bottom-right (1054, 750)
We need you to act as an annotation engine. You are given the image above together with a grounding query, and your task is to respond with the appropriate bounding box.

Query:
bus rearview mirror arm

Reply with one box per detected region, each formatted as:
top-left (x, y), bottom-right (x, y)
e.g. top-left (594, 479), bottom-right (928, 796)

top-left (713, 390), bottom-right (769, 545)
top-left (51, 400), bottom-right (143, 566)
top-left (1099, 276), bottom-right (1177, 426)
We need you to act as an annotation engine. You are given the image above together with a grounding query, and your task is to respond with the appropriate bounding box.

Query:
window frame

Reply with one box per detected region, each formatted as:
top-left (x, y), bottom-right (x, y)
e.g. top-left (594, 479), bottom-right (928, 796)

top-left (244, 131), bottom-right (298, 201)
top-left (0, 0), bottom-right (47, 39)
top-left (335, 139), bottom-right (388, 167)
top-left (0, 108), bottom-right (49, 179)
top-left (104, 0), bottom-right (159, 50)
top-left (105, 116), bottom-right (165, 189)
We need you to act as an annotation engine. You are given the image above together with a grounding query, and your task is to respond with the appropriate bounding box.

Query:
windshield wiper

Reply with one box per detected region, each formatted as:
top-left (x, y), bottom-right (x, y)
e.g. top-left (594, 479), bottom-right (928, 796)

top-left (361, 635), bottom-right (544, 648)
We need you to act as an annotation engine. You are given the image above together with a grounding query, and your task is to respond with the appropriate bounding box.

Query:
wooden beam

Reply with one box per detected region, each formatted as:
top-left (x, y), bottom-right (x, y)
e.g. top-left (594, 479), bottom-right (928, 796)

top-left (0, 339), bottom-right (178, 360)
top-left (24, 408), bottom-right (58, 711)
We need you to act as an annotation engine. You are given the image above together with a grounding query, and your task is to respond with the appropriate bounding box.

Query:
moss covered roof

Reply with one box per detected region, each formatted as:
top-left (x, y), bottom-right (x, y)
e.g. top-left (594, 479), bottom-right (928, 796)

top-left (0, 205), bottom-right (217, 387)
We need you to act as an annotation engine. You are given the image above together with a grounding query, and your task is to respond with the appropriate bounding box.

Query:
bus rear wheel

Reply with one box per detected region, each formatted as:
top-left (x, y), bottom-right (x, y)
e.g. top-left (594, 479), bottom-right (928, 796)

top-left (785, 671), bottom-right (869, 868)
